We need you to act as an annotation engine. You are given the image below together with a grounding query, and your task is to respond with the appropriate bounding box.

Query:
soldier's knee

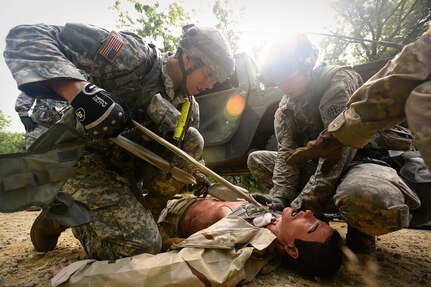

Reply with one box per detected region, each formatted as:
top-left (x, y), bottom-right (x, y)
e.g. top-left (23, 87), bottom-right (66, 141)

top-left (247, 151), bottom-right (259, 170)
top-left (334, 164), bottom-right (411, 235)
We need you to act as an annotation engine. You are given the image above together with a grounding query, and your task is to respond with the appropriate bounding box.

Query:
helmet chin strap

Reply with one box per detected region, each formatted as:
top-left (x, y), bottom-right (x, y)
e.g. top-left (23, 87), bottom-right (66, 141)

top-left (176, 48), bottom-right (204, 96)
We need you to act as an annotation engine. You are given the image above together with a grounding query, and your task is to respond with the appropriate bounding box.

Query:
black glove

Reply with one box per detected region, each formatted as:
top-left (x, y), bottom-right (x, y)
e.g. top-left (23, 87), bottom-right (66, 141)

top-left (20, 116), bottom-right (38, 132)
top-left (287, 129), bottom-right (344, 174)
top-left (70, 83), bottom-right (129, 138)
top-left (252, 194), bottom-right (289, 211)
top-left (192, 173), bottom-right (211, 197)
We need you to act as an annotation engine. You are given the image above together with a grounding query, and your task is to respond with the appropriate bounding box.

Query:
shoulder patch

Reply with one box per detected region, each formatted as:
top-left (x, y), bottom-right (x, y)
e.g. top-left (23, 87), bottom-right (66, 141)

top-left (98, 34), bottom-right (124, 62)
top-left (327, 105), bottom-right (343, 118)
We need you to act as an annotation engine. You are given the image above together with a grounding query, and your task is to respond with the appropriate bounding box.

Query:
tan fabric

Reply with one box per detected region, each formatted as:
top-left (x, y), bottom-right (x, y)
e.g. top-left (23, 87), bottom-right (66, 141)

top-left (329, 26), bottom-right (431, 148)
top-left (51, 216), bottom-right (277, 287)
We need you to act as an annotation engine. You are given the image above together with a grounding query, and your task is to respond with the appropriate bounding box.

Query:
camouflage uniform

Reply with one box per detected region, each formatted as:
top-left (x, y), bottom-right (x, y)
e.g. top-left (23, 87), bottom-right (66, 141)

top-left (328, 25), bottom-right (431, 169)
top-left (15, 92), bottom-right (68, 149)
top-left (248, 65), bottom-right (362, 202)
top-left (248, 64), bottom-right (420, 235)
top-left (4, 23), bottom-right (205, 259)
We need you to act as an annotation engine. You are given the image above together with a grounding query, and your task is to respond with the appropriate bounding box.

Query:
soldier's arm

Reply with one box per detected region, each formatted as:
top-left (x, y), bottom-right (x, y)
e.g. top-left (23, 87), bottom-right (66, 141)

top-left (328, 26), bottom-right (431, 148)
top-left (270, 108), bottom-right (302, 202)
top-left (291, 71), bottom-right (360, 214)
top-left (15, 92), bottom-right (36, 117)
top-left (4, 24), bottom-right (135, 138)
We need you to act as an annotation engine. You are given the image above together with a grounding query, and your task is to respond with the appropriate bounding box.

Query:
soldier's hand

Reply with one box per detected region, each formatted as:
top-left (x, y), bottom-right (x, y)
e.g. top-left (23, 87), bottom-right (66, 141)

top-left (192, 173), bottom-right (211, 197)
top-left (20, 116), bottom-right (38, 132)
top-left (70, 83), bottom-right (130, 139)
top-left (252, 194), bottom-right (289, 211)
top-left (286, 129), bottom-right (344, 174)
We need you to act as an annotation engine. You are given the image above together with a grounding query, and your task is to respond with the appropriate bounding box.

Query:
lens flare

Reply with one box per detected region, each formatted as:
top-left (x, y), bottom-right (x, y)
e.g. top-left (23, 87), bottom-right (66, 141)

top-left (224, 94), bottom-right (245, 119)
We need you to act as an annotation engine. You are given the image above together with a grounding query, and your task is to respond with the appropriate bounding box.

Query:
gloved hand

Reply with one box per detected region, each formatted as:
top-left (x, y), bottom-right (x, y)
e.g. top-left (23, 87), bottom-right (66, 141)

top-left (252, 194), bottom-right (289, 211)
top-left (286, 129), bottom-right (344, 174)
top-left (20, 116), bottom-right (37, 132)
top-left (70, 83), bottom-right (130, 138)
top-left (192, 173), bottom-right (211, 198)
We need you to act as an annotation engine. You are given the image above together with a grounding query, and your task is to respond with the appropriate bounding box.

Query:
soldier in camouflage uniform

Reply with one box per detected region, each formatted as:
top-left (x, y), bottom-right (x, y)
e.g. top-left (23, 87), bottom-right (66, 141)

top-left (247, 33), bottom-right (416, 253)
top-left (15, 92), bottom-right (69, 149)
top-left (287, 25), bottom-right (431, 171)
top-left (4, 23), bottom-right (234, 259)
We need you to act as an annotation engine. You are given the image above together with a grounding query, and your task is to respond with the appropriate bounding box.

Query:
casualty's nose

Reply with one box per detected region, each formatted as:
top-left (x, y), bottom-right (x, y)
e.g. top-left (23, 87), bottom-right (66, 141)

top-left (304, 210), bottom-right (313, 217)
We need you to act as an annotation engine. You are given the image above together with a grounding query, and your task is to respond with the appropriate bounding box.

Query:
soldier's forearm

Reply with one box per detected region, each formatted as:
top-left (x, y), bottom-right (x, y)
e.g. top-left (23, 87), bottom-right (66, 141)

top-left (45, 79), bottom-right (88, 101)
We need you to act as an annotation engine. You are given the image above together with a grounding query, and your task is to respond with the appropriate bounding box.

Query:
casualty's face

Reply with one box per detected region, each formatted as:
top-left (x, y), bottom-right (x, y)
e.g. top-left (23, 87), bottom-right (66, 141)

top-left (277, 207), bottom-right (333, 247)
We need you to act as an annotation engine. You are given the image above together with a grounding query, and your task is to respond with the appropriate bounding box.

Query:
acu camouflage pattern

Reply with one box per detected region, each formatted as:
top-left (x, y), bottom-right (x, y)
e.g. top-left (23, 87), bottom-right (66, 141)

top-left (333, 163), bottom-right (420, 235)
top-left (65, 154), bottom-right (162, 260)
top-left (179, 26), bottom-right (235, 83)
top-left (15, 92), bottom-right (69, 149)
top-left (4, 23), bottom-right (204, 259)
top-left (249, 63), bottom-right (421, 235)
top-left (249, 66), bottom-right (362, 202)
top-left (328, 25), bottom-right (431, 169)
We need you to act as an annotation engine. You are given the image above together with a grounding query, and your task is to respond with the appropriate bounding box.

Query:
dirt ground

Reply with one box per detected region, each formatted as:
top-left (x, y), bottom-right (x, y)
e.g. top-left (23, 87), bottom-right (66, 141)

top-left (0, 211), bottom-right (430, 287)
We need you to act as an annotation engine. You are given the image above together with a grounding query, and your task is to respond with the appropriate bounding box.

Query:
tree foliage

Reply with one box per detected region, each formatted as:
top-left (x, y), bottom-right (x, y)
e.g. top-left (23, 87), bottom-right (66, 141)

top-left (113, 0), bottom-right (190, 52)
top-left (321, 0), bottom-right (431, 64)
top-left (212, 0), bottom-right (245, 53)
top-left (0, 110), bottom-right (25, 153)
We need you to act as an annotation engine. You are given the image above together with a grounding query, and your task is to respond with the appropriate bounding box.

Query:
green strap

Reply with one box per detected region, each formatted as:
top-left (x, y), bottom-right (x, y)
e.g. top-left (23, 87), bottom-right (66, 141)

top-left (1, 167), bottom-right (76, 192)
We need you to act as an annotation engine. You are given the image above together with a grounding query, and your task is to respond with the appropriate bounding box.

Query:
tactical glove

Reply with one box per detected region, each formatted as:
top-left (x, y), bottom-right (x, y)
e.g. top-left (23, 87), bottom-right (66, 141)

top-left (252, 194), bottom-right (289, 211)
top-left (286, 129), bottom-right (344, 174)
top-left (192, 172), bottom-right (211, 198)
top-left (70, 83), bottom-right (129, 138)
top-left (20, 116), bottom-right (38, 132)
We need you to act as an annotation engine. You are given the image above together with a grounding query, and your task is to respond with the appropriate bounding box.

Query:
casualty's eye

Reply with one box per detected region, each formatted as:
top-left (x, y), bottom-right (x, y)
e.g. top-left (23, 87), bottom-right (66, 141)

top-left (291, 210), bottom-right (298, 217)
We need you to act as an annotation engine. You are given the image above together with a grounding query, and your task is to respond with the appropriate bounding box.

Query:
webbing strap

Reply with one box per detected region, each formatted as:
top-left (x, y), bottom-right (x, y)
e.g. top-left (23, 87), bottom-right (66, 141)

top-left (1, 167), bottom-right (76, 192)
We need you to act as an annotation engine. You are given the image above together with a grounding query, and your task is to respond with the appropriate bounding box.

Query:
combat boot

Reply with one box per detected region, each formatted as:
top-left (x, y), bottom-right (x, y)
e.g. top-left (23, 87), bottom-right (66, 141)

top-left (30, 211), bottom-right (68, 252)
top-left (346, 225), bottom-right (376, 254)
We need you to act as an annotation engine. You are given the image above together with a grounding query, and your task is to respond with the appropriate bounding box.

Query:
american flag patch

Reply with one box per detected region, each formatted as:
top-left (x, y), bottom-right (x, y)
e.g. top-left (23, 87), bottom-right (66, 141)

top-left (99, 34), bottom-right (124, 62)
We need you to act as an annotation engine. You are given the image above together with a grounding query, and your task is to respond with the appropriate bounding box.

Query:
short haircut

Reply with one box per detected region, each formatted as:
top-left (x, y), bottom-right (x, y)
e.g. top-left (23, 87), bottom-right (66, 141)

top-left (292, 230), bottom-right (343, 277)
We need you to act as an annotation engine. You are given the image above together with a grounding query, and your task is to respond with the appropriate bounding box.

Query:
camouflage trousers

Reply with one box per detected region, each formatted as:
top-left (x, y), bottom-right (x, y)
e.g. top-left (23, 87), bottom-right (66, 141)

top-left (406, 81), bottom-right (431, 170)
top-left (248, 151), bottom-right (420, 236)
top-left (65, 154), bottom-right (162, 260)
top-left (247, 150), bottom-right (317, 196)
top-left (334, 163), bottom-right (420, 235)
top-left (64, 127), bottom-right (204, 260)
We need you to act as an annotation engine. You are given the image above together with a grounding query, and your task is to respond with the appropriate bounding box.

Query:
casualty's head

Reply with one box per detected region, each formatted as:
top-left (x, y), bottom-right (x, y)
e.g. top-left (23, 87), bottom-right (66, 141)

top-left (271, 207), bottom-right (343, 277)
top-left (259, 33), bottom-right (318, 98)
top-left (175, 24), bottom-right (235, 96)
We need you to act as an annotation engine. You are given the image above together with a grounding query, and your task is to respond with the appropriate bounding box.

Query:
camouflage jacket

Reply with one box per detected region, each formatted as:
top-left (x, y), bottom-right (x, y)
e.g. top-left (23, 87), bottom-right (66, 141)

top-left (5, 23), bottom-right (200, 173)
top-left (272, 65), bottom-right (363, 210)
top-left (15, 92), bottom-right (68, 127)
top-left (328, 26), bottom-right (431, 148)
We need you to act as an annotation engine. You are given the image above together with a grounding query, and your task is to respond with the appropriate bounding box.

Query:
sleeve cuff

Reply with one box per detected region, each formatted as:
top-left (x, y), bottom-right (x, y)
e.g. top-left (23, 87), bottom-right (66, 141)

top-left (328, 111), bottom-right (372, 148)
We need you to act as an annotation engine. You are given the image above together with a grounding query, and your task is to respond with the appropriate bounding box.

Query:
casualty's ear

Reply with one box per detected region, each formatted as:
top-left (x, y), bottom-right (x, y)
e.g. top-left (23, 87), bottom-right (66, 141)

top-left (285, 244), bottom-right (299, 259)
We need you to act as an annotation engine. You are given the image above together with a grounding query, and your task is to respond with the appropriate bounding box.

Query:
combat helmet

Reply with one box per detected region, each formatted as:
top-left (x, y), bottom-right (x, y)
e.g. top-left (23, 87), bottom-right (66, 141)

top-left (260, 33), bottom-right (318, 85)
top-left (177, 24), bottom-right (235, 85)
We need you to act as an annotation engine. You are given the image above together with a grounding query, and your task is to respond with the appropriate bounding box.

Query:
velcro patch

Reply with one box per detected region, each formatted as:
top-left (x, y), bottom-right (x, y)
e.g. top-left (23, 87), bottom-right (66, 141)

top-left (99, 34), bottom-right (124, 62)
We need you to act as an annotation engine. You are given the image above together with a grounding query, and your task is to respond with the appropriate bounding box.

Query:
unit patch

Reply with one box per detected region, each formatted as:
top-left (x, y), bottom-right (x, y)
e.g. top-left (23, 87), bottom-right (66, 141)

top-left (327, 105), bottom-right (343, 118)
